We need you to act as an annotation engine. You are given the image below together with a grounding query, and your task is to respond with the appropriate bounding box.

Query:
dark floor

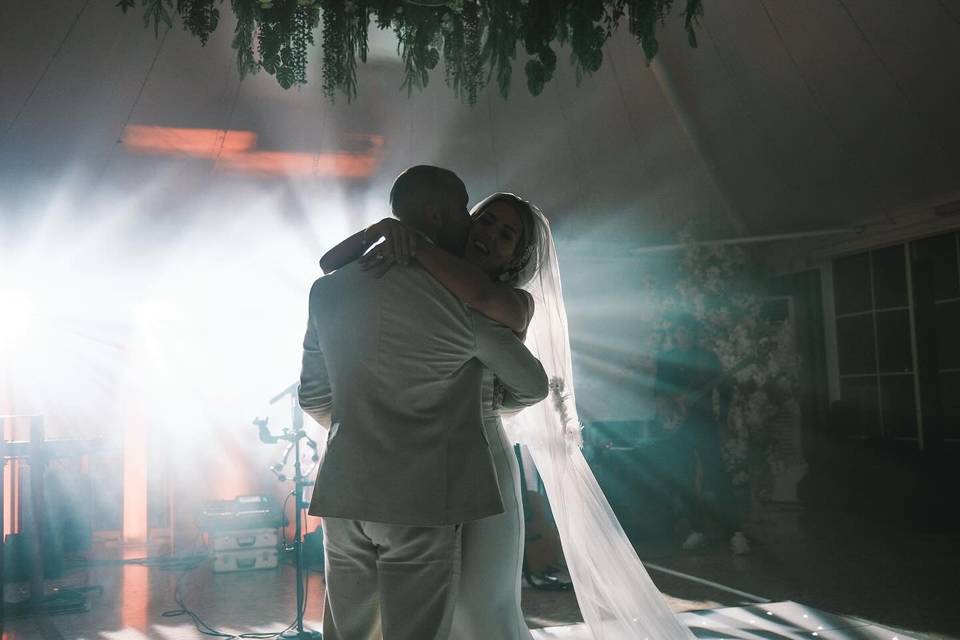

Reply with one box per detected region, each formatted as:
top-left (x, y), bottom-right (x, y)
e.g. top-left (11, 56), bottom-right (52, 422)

top-left (635, 506), bottom-right (960, 640)
top-left (1, 505), bottom-right (956, 640)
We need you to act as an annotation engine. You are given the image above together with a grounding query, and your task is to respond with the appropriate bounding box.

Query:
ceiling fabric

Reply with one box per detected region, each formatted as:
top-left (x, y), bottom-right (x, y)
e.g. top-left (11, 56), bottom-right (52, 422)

top-left (1, 0), bottom-right (958, 247)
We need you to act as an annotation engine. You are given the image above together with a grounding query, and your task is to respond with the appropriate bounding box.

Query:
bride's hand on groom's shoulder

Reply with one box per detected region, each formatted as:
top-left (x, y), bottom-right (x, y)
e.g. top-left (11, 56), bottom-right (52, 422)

top-left (360, 244), bottom-right (396, 278)
top-left (368, 218), bottom-right (420, 266)
top-left (360, 218), bottom-right (421, 278)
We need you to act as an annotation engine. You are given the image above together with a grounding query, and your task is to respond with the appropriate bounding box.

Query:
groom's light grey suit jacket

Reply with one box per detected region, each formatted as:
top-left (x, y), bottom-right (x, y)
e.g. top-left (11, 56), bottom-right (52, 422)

top-left (299, 261), bottom-right (549, 526)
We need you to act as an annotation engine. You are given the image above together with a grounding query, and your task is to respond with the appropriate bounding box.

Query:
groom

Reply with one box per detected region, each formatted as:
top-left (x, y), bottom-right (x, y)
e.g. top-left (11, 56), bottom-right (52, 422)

top-left (298, 165), bottom-right (549, 640)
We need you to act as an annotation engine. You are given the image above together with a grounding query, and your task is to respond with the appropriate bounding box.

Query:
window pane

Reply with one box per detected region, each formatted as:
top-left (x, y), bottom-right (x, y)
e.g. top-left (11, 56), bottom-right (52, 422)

top-left (761, 298), bottom-right (790, 324)
top-left (872, 245), bottom-right (908, 309)
top-left (912, 233), bottom-right (960, 301)
top-left (876, 310), bottom-right (913, 373)
top-left (939, 372), bottom-right (960, 440)
top-left (837, 315), bottom-right (877, 375)
top-left (880, 375), bottom-right (917, 438)
top-left (840, 377), bottom-right (880, 438)
top-left (935, 300), bottom-right (960, 370)
top-left (834, 253), bottom-right (873, 314)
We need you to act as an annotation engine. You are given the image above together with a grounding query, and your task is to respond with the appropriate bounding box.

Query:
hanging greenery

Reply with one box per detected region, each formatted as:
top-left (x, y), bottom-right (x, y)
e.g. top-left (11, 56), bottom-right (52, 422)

top-left (118, 0), bottom-right (704, 103)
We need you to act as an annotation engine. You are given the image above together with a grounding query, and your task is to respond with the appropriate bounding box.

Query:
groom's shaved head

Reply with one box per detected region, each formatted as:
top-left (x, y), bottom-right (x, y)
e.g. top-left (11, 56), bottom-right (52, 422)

top-left (390, 165), bottom-right (468, 218)
top-left (390, 165), bottom-right (469, 251)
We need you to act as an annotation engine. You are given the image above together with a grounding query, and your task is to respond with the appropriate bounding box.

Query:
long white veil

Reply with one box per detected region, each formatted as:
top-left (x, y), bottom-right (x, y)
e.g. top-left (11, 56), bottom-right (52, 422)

top-left (504, 209), bottom-right (695, 640)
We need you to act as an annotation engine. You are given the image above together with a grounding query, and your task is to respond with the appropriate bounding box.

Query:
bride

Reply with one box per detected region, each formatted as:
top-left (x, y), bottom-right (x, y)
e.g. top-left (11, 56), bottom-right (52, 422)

top-left (321, 192), bottom-right (695, 640)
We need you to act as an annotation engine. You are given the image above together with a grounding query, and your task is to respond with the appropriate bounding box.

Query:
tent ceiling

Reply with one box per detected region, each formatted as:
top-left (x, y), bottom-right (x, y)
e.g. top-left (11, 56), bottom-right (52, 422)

top-left (2, 0), bottom-right (959, 248)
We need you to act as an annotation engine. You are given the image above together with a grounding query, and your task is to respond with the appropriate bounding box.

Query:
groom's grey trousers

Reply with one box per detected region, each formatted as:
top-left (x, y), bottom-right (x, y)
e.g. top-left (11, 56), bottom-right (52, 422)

top-left (298, 263), bottom-right (549, 640)
top-left (321, 519), bottom-right (462, 640)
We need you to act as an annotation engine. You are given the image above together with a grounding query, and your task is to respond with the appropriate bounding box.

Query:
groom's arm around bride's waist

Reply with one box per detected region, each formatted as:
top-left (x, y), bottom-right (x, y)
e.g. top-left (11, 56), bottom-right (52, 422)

top-left (471, 310), bottom-right (549, 410)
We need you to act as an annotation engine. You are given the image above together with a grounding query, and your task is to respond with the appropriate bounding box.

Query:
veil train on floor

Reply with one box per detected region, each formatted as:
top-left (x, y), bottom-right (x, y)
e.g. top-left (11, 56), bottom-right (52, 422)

top-left (505, 209), bottom-right (696, 640)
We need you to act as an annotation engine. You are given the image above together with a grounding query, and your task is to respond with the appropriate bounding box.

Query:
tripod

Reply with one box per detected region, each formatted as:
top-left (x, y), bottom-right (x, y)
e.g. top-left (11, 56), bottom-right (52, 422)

top-left (257, 385), bottom-right (322, 640)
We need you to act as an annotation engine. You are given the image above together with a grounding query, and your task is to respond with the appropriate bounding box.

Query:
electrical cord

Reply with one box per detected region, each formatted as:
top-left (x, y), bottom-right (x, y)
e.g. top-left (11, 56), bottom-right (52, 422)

top-left (279, 489), bottom-right (295, 548)
top-left (155, 518), bottom-right (309, 639)
top-left (158, 411), bottom-right (319, 638)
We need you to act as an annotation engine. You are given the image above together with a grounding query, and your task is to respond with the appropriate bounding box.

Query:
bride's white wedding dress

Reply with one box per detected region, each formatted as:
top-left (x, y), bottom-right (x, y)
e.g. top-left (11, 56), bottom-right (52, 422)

top-left (450, 369), bottom-right (533, 639)
top-left (453, 208), bottom-right (696, 640)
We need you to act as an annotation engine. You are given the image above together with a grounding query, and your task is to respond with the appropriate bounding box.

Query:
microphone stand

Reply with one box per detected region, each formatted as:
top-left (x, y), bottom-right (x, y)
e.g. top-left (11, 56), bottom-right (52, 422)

top-left (259, 385), bottom-right (321, 640)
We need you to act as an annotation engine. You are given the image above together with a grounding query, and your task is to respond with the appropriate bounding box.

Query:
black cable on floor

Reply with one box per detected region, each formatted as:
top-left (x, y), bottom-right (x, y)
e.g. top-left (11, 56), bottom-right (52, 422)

top-left (156, 523), bottom-right (309, 639)
top-left (161, 569), bottom-right (289, 639)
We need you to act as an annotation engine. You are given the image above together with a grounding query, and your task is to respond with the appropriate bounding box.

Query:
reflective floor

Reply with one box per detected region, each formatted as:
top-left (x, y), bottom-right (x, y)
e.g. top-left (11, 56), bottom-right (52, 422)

top-left (534, 602), bottom-right (920, 639)
top-left (1, 507), bottom-right (955, 640)
top-left (0, 578), bottom-right (924, 640)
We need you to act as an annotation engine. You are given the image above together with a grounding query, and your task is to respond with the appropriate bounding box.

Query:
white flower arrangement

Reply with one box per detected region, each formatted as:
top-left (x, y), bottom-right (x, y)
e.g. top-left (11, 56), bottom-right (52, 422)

top-left (643, 229), bottom-right (801, 500)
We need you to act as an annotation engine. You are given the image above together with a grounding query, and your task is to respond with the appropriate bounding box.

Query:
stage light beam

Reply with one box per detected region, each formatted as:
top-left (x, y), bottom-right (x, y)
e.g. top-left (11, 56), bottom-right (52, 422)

top-left (0, 285), bottom-right (49, 360)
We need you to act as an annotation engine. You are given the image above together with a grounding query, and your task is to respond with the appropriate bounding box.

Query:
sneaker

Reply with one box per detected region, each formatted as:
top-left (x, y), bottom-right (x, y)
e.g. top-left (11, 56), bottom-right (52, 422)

top-left (682, 531), bottom-right (707, 550)
top-left (730, 531), bottom-right (751, 555)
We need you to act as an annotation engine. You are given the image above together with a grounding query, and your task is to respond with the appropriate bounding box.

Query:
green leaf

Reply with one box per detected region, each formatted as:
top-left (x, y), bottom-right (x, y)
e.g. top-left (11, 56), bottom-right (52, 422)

top-left (527, 74), bottom-right (545, 96)
top-left (641, 35), bottom-right (658, 61)
top-left (425, 47), bottom-right (440, 70)
top-left (525, 59), bottom-right (544, 80)
top-left (277, 65), bottom-right (295, 88)
top-left (540, 47), bottom-right (557, 73)
top-left (684, 0), bottom-right (704, 49)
